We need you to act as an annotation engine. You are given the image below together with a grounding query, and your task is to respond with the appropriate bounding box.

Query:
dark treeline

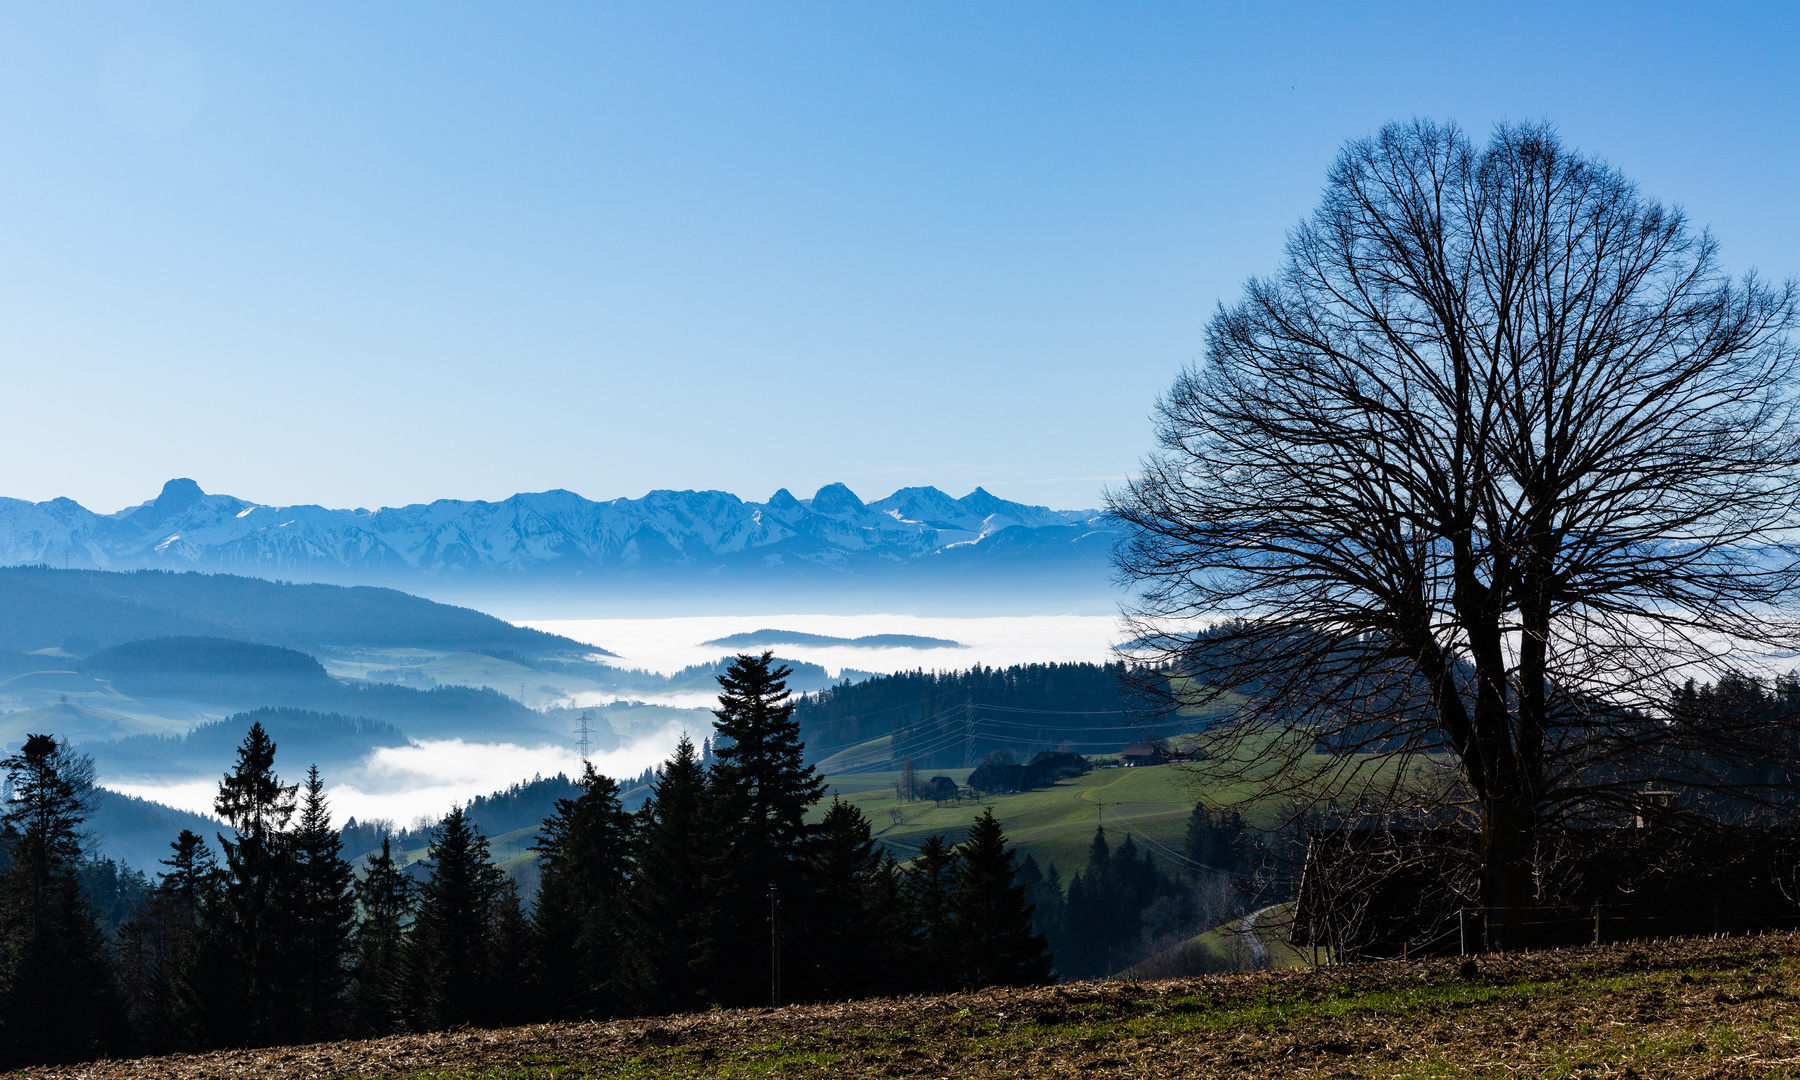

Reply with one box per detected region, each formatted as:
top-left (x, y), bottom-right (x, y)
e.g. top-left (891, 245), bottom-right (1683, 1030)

top-left (1667, 672), bottom-right (1800, 810)
top-left (0, 652), bottom-right (1052, 1069)
top-left (795, 662), bottom-right (1176, 769)
top-left (338, 763), bottom-right (673, 869)
top-left (1021, 805), bottom-right (1262, 979)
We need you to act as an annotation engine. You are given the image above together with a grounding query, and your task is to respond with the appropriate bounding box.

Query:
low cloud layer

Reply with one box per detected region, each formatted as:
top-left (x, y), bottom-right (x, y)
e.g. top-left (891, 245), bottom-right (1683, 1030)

top-left (103, 720), bottom-right (700, 830)
top-left (526, 613), bottom-right (1122, 678)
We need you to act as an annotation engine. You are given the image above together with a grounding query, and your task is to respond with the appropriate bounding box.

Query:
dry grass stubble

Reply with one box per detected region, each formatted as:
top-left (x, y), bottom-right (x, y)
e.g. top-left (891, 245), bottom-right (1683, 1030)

top-left (11, 935), bottom-right (1800, 1080)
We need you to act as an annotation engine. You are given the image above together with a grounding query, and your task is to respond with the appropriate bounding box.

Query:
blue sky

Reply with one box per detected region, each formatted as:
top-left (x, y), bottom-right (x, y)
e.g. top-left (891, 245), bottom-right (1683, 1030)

top-left (2, 2), bottom-right (1796, 513)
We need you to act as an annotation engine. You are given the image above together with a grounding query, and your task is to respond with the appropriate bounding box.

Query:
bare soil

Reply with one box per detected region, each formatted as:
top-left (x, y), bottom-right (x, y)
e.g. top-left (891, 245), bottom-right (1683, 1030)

top-left (14, 934), bottom-right (1800, 1079)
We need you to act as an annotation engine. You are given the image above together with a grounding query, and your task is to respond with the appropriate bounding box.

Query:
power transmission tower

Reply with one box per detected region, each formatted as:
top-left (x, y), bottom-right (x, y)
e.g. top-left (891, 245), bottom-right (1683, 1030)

top-left (575, 710), bottom-right (594, 762)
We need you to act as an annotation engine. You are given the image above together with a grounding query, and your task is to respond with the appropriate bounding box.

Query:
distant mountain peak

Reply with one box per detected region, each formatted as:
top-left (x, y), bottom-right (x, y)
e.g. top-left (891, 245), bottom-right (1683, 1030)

top-left (0, 480), bottom-right (1118, 596)
top-left (958, 486), bottom-right (1011, 517)
top-left (150, 478), bottom-right (206, 518)
top-left (809, 482), bottom-right (868, 518)
top-left (766, 488), bottom-right (805, 515)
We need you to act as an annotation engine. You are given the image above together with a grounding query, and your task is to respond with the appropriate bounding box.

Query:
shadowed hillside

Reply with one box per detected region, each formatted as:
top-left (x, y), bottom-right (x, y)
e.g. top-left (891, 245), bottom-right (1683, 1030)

top-left (0, 566), bottom-right (599, 656)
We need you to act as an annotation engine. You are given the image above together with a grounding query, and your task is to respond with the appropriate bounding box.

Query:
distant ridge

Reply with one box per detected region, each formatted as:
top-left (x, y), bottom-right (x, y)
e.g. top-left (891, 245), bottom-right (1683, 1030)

top-left (0, 480), bottom-right (1120, 605)
top-left (701, 629), bottom-right (966, 650)
top-left (0, 566), bottom-right (603, 656)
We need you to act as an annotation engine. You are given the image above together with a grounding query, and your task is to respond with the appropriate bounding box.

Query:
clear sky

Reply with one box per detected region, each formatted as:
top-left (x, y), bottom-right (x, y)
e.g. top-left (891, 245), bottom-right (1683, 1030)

top-left (2, 2), bottom-right (1796, 514)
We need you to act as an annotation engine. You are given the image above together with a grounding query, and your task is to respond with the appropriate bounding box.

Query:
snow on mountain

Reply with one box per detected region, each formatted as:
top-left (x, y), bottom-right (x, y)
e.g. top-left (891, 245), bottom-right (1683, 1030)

top-left (0, 479), bottom-right (1116, 589)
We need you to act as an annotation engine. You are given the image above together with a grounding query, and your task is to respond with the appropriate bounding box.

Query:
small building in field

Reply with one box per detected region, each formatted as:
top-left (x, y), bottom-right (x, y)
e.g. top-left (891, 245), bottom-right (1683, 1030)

top-left (1121, 741), bottom-right (1165, 767)
top-left (924, 775), bottom-right (960, 802)
top-left (967, 751), bottom-right (1090, 794)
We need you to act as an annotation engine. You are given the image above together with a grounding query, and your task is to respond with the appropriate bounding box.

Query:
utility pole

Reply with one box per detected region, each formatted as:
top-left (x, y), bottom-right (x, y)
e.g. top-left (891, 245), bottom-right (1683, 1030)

top-left (769, 883), bottom-right (781, 1007)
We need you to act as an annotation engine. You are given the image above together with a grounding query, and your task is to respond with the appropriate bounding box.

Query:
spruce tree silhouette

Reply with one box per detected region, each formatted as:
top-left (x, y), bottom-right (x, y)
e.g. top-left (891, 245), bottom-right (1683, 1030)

top-left (407, 805), bottom-right (507, 1028)
top-left (212, 721), bottom-right (298, 1045)
top-left (0, 735), bottom-right (125, 1067)
top-left (290, 766), bottom-right (355, 1041)
top-left (804, 797), bottom-right (889, 998)
top-left (1059, 826), bottom-right (1178, 978)
top-left (703, 652), bottom-right (825, 1004)
top-left (347, 838), bottom-right (413, 1036)
top-left (115, 830), bottom-right (221, 1053)
top-left (902, 833), bottom-right (961, 990)
top-left (624, 735), bottom-right (715, 1011)
top-left (950, 809), bottom-right (1053, 988)
top-left (533, 762), bottom-right (633, 1018)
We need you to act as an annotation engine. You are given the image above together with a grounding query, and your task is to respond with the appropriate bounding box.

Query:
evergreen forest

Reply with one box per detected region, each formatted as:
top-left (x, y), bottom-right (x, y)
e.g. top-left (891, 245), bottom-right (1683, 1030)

top-left (0, 653), bottom-right (1063, 1068)
top-left (795, 662), bottom-right (1184, 768)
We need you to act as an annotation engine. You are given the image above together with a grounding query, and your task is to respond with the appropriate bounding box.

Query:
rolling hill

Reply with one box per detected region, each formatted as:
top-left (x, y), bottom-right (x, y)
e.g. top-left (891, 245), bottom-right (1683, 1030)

top-left (817, 762), bottom-right (1211, 874)
top-left (0, 565), bottom-right (600, 656)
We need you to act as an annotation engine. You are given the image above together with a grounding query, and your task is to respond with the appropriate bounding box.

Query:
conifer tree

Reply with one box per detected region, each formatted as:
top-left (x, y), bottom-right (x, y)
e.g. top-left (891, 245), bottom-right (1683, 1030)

top-left (1059, 825), bottom-right (1178, 977)
top-left (407, 805), bottom-right (508, 1029)
top-left (1016, 853), bottom-right (1066, 947)
top-left (624, 736), bottom-right (714, 1011)
top-left (804, 798), bottom-right (894, 999)
top-left (212, 721), bottom-right (299, 1045)
top-left (949, 809), bottom-right (1052, 989)
top-left (78, 857), bottom-right (149, 937)
top-left (115, 830), bottom-right (221, 1053)
top-left (709, 653), bottom-right (824, 873)
top-left (902, 833), bottom-right (961, 990)
top-left (162, 830), bottom-right (222, 903)
top-left (1182, 803), bottom-right (1247, 881)
top-left (533, 763), bottom-right (633, 1018)
top-left (347, 838), bottom-right (413, 1035)
top-left (863, 848), bottom-right (913, 995)
top-left (487, 882), bottom-right (532, 1028)
top-left (703, 653), bottom-right (825, 1003)
top-left (0, 735), bottom-right (124, 1067)
top-left (290, 766), bottom-right (356, 1041)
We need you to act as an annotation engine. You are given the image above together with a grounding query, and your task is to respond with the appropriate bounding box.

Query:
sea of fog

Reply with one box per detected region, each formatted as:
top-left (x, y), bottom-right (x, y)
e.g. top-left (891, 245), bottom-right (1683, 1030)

top-left (104, 613), bottom-right (1126, 830)
top-left (105, 730), bottom-right (693, 830)
top-left (525, 612), bottom-right (1124, 685)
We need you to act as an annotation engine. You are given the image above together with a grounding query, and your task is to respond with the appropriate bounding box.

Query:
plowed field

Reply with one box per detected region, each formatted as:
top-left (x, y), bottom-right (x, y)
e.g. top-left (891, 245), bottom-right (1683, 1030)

top-left (14, 934), bottom-right (1800, 1079)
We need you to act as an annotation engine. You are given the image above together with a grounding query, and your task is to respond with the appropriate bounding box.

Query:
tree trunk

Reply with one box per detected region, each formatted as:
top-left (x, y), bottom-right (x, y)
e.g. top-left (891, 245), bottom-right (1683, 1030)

top-left (1481, 791), bottom-right (1537, 951)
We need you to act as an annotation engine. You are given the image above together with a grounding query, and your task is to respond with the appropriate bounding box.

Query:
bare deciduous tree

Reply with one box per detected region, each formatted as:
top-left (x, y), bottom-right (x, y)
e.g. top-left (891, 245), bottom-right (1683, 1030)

top-left (1111, 119), bottom-right (1800, 948)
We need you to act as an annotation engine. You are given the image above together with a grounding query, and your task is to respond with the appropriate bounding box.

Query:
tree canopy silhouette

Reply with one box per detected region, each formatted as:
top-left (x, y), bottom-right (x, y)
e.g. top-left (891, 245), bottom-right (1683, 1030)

top-left (0, 736), bottom-right (123, 1066)
top-left (1111, 118), bottom-right (1800, 948)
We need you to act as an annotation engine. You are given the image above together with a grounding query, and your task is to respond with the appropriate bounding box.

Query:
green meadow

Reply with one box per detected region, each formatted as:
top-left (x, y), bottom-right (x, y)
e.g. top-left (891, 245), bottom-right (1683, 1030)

top-left (816, 763), bottom-right (1212, 874)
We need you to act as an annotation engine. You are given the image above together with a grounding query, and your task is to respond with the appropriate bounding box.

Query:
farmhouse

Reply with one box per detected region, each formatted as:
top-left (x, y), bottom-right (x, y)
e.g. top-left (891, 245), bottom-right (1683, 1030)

top-left (1120, 740), bottom-right (1165, 767)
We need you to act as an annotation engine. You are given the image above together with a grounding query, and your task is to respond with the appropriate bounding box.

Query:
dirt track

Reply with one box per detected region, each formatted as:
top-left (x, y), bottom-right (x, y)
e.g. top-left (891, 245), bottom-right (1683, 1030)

top-left (12, 934), bottom-right (1800, 1079)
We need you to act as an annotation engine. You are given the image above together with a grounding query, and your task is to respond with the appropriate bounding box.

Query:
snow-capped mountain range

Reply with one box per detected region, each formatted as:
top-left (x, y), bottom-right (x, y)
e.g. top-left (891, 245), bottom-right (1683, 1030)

top-left (0, 479), bottom-right (1120, 599)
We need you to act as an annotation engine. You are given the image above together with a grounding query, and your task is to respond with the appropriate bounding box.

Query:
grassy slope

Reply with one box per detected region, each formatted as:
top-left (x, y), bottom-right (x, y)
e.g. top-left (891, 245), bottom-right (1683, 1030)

top-left (816, 763), bottom-right (1230, 871)
top-left (1126, 902), bottom-right (1316, 977)
top-left (28, 934), bottom-right (1800, 1079)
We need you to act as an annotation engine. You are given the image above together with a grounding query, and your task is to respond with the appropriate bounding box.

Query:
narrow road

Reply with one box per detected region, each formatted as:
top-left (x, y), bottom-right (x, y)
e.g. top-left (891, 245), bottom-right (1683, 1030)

top-left (1239, 907), bottom-right (1270, 969)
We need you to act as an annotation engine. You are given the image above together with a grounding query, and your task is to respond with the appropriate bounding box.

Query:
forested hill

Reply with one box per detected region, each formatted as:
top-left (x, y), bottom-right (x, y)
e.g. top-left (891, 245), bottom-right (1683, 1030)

top-left (0, 566), bottom-right (598, 656)
top-left (794, 662), bottom-right (1178, 770)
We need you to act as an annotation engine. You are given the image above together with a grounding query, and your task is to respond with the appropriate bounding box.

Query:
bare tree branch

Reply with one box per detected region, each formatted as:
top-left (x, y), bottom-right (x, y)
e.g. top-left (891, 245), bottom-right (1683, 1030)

top-left (1110, 119), bottom-right (1800, 949)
